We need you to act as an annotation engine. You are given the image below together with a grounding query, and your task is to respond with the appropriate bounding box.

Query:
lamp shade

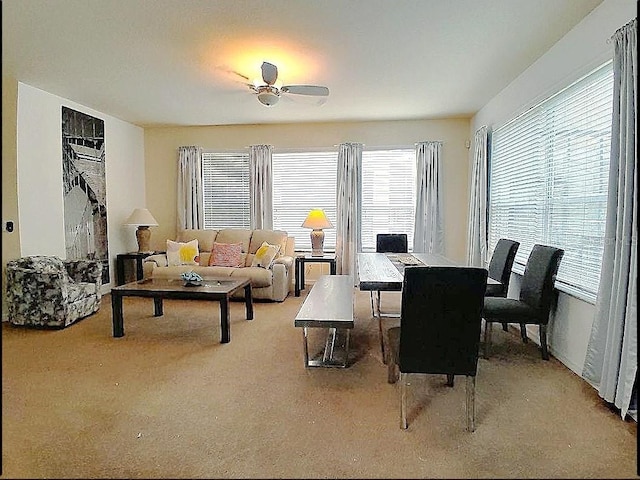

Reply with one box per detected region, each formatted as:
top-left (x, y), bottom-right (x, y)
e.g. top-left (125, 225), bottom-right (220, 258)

top-left (124, 208), bottom-right (158, 226)
top-left (301, 209), bottom-right (333, 230)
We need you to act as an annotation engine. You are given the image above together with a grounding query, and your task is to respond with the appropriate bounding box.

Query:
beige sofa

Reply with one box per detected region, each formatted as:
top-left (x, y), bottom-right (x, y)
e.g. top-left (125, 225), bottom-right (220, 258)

top-left (143, 228), bottom-right (295, 302)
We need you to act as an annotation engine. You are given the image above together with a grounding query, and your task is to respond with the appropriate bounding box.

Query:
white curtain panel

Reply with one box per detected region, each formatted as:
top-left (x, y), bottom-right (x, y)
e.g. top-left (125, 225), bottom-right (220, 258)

top-left (467, 126), bottom-right (488, 267)
top-left (413, 141), bottom-right (443, 254)
top-left (249, 144), bottom-right (273, 229)
top-left (583, 18), bottom-right (637, 419)
top-left (335, 142), bottom-right (362, 276)
top-left (177, 145), bottom-right (204, 230)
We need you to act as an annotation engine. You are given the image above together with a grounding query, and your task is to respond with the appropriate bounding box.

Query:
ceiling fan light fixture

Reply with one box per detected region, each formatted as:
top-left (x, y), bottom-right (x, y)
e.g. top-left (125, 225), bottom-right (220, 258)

top-left (256, 87), bottom-right (280, 106)
top-left (244, 61), bottom-right (328, 107)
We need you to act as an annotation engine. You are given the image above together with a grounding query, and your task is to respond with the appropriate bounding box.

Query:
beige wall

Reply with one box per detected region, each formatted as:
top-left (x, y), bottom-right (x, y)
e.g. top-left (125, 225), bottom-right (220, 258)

top-left (145, 118), bottom-right (472, 262)
top-left (2, 76), bottom-right (20, 317)
top-left (3, 82), bottom-right (146, 305)
top-left (16, 83), bottom-right (146, 265)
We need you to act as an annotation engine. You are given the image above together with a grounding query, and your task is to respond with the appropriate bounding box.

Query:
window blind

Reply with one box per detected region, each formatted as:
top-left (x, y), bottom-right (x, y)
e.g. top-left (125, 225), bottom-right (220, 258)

top-left (202, 152), bottom-right (250, 229)
top-left (489, 61), bottom-right (613, 302)
top-left (361, 148), bottom-right (416, 252)
top-left (272, 151), bottom-right (338, 251)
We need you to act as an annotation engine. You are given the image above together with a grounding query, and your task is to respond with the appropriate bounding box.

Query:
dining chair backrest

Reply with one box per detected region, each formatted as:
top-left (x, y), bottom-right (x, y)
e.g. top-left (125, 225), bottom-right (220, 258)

top-left (399, 266), bottom-right (488, 376)
top-left (519, 244), bottom-right (564, 319)
top-left (376, 234), bottom-right (408, 253)
top-left (487, 238), bottom-right (520, 294)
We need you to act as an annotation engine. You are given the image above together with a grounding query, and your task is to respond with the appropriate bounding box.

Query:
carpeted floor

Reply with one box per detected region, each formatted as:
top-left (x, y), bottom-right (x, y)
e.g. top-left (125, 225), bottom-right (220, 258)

top-left (1, 289), bottom-right (637, 479)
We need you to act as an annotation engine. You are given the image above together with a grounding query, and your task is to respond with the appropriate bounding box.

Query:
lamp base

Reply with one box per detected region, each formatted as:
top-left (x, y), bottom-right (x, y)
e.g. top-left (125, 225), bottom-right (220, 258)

top-left (135, 226), bottom-right (152, 253)
top-left (310, 229), bottom-right (325, 257)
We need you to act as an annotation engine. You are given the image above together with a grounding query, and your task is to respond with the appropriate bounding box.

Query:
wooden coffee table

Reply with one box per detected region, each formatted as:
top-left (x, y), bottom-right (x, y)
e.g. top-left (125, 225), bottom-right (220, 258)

top-left (111, 277), bottom-right (253, 343)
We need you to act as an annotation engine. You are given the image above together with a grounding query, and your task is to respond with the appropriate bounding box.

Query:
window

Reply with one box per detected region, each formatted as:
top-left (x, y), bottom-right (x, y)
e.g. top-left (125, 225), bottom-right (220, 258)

top-left (202, 147), bottom-right (419, 254)
top-left (202, 152), bottom-right (250, 229)
top-left (272, 150), bottom-right (338, 251)
top-left (361, 148), bottom-right (416, 252)
top-left (489, 62), bottom-right (613, 302)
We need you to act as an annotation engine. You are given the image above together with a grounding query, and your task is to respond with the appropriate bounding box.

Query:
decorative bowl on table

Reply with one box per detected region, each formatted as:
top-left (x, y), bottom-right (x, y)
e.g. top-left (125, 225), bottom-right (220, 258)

top-left (181, 271), bottom-right (203, 287)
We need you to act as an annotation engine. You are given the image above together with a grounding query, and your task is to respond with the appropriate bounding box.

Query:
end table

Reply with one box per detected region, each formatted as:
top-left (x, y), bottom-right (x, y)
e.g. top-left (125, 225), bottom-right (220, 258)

top-left (116, 251), bottom-right (161, 285)
top-left (295, 253), bottom-right (337, 296)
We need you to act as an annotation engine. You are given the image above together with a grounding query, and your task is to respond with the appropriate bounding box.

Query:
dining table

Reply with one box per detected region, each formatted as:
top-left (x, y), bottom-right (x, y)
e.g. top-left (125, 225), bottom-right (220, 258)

top-left (356, 252), bottom-right (500, 360)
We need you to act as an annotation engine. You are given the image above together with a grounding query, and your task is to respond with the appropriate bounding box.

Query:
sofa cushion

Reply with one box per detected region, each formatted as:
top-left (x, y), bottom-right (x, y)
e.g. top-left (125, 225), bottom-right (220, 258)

top-left (193, 266), bottom-right (236, 278)
top-left (249, 229), bottom-right (288, 257)
top-left (209, 242), bottom-right (245, 267)
top-left (251, 241), bottom-right (280, 269)
top-left (230, 267), bottom-right (273, 288)
top-left (216, 229), bottom-right (252, 253)
top-left (167, 239), bottom-right (199, 266)
top-left (151, 265), bottom-right (196, 278)
top-left (176, 229), bottom-right (218, 252)
top-left (150, 265), bottom-right (228, 279)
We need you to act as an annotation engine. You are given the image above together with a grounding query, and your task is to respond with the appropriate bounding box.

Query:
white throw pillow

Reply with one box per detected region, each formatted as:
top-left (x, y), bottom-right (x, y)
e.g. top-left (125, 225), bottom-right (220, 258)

top-left (166, 239), bottom-right (199, 266)
top-left (250, 241), bottom-right (280, 269)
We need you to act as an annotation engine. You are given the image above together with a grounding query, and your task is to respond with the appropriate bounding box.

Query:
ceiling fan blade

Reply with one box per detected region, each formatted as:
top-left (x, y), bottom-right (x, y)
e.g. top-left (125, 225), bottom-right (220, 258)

top-left (281, 85), bottom-right (329, 96)
top-left (261, 62), bottom-right (278, 85)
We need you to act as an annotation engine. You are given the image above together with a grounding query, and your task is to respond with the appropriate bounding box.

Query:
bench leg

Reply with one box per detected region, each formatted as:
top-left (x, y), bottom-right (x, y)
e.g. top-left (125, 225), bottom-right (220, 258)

top-left (323, 328), bottom-right (337, 363)
top-left (301, 327), bottom-right (351, 368)
top-left (343, 329), bottom-right (350, 368)
top-left (302, 327), bottom-right (310, 368)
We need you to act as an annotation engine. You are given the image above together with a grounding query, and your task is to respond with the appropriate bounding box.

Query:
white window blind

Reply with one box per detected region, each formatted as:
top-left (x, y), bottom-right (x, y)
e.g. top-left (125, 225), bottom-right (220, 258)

top-left (361, 148), bottom-right (416, 252)
top-left (272, 151), bottom-right (338, 251)
top-left (202, 152), bottom-right (250, 229)
top-left (489, 61), bottom-right (613, 302)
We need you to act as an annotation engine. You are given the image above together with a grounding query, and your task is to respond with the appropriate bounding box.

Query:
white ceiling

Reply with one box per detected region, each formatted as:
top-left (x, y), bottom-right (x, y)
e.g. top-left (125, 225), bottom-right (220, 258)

top-left (3, 0), bottom-right (603, 128)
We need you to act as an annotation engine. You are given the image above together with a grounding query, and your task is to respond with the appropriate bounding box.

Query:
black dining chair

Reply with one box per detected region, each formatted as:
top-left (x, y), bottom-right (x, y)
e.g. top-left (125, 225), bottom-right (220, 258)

top-left (372, 233), bottom-right (408, 360)
top-left (485, 239), bottom-right (520, 332)
top-left (376, 234), bottom-right (408, 254)
top-left (387, 266), bottom-right (488, 431)
top-left (482, 244), bottom-right (564, 360)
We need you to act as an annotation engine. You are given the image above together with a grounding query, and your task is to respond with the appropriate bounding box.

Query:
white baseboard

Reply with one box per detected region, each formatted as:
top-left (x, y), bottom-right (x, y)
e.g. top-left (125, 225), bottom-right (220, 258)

top-left (514, 324), bottom-right (589, 383)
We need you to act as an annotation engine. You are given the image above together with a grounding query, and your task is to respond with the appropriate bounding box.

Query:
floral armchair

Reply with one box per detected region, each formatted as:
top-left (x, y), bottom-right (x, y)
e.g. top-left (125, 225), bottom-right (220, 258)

top-left (6, 255), bottom-right (103, 328)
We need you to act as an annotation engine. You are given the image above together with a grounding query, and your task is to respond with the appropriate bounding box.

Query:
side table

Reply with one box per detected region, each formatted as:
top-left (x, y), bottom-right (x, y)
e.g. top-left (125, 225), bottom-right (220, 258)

top-left (116, 252), bottom-right (161, 286)
top-left (295, 253), bottom-right (337, 296)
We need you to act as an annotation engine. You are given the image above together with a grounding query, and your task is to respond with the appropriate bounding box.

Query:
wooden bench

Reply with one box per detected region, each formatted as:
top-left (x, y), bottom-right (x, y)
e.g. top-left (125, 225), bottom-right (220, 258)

top-left (294, 275), bottom-right (354, 368)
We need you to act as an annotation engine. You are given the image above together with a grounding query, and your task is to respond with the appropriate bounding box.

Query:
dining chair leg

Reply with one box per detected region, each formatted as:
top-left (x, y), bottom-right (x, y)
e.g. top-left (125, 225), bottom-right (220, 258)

top-left (483, 320), bottom-right (492, 358)
top-left (446, 374), bottom-right (454, 387)
top-left (520, 323), bottom-right (528, 343)
top-left (539, 324), bottom-right (550, 360)
top-left (400, 372), bottom-right (408, 429)
top-left (388, 358), bottom-right (399, 384)
top-left (465, 375), bottom-right (476, 432)
top-left (378, 316), bottom-right (386, 364)
top-left (369, 291), bottom-right (374, 316)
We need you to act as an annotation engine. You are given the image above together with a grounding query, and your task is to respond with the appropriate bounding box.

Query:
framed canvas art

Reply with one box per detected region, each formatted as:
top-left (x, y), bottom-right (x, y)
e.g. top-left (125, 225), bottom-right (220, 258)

top-left (62, 106), bottom-right (110, 284)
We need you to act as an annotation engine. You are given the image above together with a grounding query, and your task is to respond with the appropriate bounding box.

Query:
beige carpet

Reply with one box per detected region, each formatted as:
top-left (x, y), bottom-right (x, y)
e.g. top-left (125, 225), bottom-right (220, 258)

top-left (1, 289), bottom-right (637, 479)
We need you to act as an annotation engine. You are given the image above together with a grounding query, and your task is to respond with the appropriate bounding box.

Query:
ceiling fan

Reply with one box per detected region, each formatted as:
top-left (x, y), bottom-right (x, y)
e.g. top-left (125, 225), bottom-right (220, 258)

top-left (239, 61), bottom-right (329, 107)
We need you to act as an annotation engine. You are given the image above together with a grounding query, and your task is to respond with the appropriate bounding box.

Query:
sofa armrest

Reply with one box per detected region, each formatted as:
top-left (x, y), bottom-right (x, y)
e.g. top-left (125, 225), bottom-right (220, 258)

top-left (272, 255), bottom-right (295, 294)
top-left (273, 255), bottom-right (293, 270)
top-left (144, 254), bottom-right (168, 267)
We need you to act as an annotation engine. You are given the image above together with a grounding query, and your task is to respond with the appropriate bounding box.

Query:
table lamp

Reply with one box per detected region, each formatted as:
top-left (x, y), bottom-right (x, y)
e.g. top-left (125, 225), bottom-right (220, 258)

top-left (302, 209), bottom-right (333, 256)
top-left (124, 208), bottom-right (159, 253)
